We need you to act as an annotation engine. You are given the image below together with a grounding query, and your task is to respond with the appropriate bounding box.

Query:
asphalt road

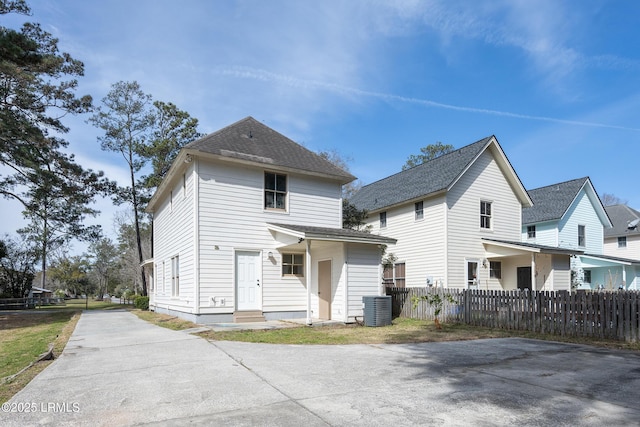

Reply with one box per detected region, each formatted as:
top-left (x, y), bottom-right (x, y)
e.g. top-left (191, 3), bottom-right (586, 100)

top-left (3, 310), bottom-right (640, 426)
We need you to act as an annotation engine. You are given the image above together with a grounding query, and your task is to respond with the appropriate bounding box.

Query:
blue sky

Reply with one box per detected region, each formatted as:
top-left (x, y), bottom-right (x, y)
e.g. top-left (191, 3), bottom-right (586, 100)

top-left (3, 0), bottom-right (640, 251)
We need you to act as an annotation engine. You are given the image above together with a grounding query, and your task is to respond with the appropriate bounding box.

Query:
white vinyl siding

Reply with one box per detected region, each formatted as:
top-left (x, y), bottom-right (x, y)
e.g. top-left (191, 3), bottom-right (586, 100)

top-left (447, 149), bottom-right (523, 289)
top-left (309, 242), bottom-right (347, 322)
top-left (346, 243), bottom-right (382, 322)
top-left (604, 234), bottom-right (640, 260)
top-left (153, 164), bottom-right (195, 310)
top-left (196, 160), bottom-right (342, 314)
top-left (365, 195), bottom-right (446, 288)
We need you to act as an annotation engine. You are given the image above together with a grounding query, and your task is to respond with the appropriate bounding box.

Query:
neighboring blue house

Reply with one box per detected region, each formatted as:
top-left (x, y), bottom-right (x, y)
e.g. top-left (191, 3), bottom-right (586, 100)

top-left (522, 177), bottom-right (638, 289)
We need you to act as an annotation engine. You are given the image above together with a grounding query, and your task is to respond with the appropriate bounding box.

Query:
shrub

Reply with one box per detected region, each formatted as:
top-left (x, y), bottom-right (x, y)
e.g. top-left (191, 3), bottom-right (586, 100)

top-left (134, 296), bottom-right (149, 310)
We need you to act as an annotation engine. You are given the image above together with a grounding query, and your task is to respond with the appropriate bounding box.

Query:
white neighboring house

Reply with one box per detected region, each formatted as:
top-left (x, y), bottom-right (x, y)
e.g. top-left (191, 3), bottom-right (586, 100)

top-left (522, 177), bottom-right (639, 290)
top-left (602, 204), bottom-right (640, 289)
top-left (144, 117), bottom-right (395, 324)
top-left (351, 136), bottom-right (577, 291)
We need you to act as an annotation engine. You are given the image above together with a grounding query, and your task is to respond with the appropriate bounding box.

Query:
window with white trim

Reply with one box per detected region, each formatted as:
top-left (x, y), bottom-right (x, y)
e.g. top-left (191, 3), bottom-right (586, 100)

top-left (162, 261), bottom-right (166, 294)
top-left (489, 261), bottom-right (502, 279)
top-left (264, 172), bottom-right (287, 210)
top-left (618, 236), bottom-right (627, 248)
top-left (282, 253), bottom-right (304, 276)
top-left (415, 201), bottom-right (424, 220)
top-left (527, 225), bottom-right (536, 239)
top-left (380, 211), bottom-right (387, 228)
top-left (171, 255), bottom-right (180, 297)
top-left (480, 201), bottom-right (492, 229)
top-left (578, 225), bottom-right (586, 247)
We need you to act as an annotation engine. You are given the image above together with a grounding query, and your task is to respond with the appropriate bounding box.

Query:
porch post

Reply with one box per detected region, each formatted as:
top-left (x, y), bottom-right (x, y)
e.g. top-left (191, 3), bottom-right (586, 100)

top-left (623, 265), bottom-right (627, 289)
top-left (306, 239), bottom-right (312, 325)
top-left (531, 253), bottom-right (536, 291)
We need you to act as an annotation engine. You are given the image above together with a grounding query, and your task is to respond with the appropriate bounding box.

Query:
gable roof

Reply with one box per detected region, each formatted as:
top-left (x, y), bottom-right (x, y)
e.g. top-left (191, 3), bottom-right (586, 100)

top-left (522, 177), bottom-right (612, 228)
top-left (185, 116), bottom-right (355, 183)
top-left (147, 117), bottom-right (355, 212)
top-left (350, 136), bottom-right (531, 212)
top-left (604, 204), bottom-right (640, 238)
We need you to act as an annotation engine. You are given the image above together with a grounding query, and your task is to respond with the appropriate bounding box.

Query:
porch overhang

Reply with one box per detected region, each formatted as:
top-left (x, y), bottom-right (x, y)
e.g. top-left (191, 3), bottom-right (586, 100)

top-left (580, 253), bottom-right (640, 268)
top-left (267, 223), bottom-right (396, 249)
top-left (482, 238), bottom-right (583, 258)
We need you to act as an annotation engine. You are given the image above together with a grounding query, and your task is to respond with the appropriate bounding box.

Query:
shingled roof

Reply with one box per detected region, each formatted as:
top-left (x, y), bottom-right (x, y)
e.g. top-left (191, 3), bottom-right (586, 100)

top-left (185, 116), bottom-right (355, 183)
top-left (604, 204), bottom-right (640, 238)
top-left (522, 177), bottom-right (592, 225)
top-left (351, 136), bottom-right (529, 212)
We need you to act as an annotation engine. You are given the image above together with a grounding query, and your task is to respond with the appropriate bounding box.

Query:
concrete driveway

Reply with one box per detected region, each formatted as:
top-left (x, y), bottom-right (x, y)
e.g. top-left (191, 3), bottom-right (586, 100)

top-left (4, 310), bottom-right (640, 426)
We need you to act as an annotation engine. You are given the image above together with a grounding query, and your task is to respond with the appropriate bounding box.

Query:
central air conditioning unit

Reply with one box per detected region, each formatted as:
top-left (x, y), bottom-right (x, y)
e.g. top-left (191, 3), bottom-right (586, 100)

top-left (362, 295), bottom-right (392, 327)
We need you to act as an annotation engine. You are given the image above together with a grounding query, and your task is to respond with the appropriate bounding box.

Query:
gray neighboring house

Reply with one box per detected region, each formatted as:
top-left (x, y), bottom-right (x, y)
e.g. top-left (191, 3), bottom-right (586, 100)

top-left (522, 177), bottom-right (640, 290)
top-left (145, 116), bottom-right (395, 324)
top-left (603, 204), bottom-right (640, 289)
top-left (351, 136), bottom-right (578, 291)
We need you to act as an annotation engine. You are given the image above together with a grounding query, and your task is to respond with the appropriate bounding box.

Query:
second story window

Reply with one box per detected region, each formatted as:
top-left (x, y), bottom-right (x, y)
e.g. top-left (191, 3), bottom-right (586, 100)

top-left (578, 225), bottom-right (586, 247)
top-left (415, 201), bottom-right (424, 220)
top-left (265, 172), bottom-right (287, 210)
top-left (527, 225), bottom-right (536, 239)
top-left (618, 236), bottom-right (627, 248)
top-left (380, 211), bottom-right (387, 228)
top-left (480, 201), bottom-right (492, 229)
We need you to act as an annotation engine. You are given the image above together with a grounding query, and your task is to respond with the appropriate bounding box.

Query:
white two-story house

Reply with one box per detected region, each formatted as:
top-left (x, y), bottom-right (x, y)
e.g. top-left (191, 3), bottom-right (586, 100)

top-left (603, 204), bottom-right (640, 289)
top-left (351, 136), bottom-right (578, 291)
top-left (145, 117), bottom-right (395, 324)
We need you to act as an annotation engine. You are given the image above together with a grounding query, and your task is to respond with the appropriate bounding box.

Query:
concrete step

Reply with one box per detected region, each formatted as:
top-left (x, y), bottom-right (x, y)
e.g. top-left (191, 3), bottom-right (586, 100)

top-left (233, 310), bottom-right (266, 323)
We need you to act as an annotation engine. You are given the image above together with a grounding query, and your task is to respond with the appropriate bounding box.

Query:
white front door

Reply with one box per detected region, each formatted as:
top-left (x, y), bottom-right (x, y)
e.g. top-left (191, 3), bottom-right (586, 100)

top-left (236, 251), bottom-right (261, 311)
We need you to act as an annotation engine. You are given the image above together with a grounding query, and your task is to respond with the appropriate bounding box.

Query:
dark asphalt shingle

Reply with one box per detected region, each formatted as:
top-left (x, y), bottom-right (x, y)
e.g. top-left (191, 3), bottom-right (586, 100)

top-left (186, 117), bottom-right (355, 183)
top-left (521, 177), bottom-right (590, 225)
top-left (350, 136), bottom-right (493, 212)
top-left (604, 204), bottom-right (640, 237)
top-left (268, 223), bottom-right (397, 244)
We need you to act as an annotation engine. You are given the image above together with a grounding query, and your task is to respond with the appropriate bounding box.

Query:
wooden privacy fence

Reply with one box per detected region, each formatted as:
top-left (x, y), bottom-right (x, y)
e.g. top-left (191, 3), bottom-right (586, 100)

top-left (386, 287), bottom-right (640, 342)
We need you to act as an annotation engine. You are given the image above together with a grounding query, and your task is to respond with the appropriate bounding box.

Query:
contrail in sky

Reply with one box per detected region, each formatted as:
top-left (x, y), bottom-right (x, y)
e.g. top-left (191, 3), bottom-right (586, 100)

top-left (215, 66), bottom-right (640, 133)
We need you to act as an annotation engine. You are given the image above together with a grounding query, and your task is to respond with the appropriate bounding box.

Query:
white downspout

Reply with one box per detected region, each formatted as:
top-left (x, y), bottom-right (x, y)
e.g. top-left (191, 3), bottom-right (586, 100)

top-left (343, 243), bottom-right (349, 322)
top-left (444, 199), bottom-right (449, 287)
top-left (306, 239), bottom-right (312, 325)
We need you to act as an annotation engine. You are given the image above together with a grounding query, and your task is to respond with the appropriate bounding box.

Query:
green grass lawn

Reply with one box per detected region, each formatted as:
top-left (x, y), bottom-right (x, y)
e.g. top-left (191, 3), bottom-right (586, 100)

top-left (197, 317), bottom-right (640, 350)
top-left (133, 310), bottom-right (200, 330)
